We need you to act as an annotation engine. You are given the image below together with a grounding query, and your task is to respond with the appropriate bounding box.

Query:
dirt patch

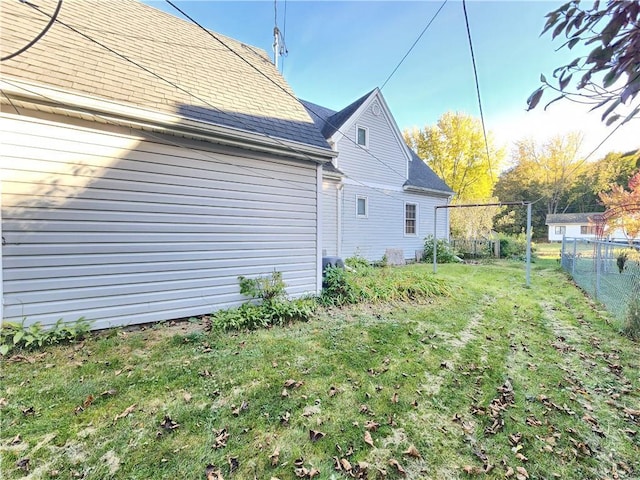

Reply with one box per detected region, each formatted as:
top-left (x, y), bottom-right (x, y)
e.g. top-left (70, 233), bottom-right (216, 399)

top-left (101, 450), bottom-right (120, 475)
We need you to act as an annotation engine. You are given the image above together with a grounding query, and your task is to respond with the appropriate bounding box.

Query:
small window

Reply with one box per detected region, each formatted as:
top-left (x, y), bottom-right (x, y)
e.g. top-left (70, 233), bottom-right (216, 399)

top-left (555, 226), bottom-right (566, 235)
top-left (356, 195), bottom-right (368, 217)
top-left (405, 203), bottom-right (417, 235)
top-left (356, 125), bottom-right (368, 148)
top-left (581, 225), bottom-right (596, 235)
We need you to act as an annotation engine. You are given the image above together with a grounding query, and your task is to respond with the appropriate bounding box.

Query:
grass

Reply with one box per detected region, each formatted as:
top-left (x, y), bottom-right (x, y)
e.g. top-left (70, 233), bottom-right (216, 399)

top-left (1, 262), bottom-right (638, 479)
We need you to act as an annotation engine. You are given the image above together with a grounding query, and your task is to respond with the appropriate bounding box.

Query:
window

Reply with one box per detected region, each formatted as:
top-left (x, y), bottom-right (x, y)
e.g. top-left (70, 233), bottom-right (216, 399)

top-left (581, 225), bottom-right (596, 235)
top-left (405, 203), bottom-right (417, 235)
top-left (356, 125), bottom-right (368, 148)
top-left (356, 195), bottom-right (368, 217)
top-left (555, 226), bottom-right (566, 235)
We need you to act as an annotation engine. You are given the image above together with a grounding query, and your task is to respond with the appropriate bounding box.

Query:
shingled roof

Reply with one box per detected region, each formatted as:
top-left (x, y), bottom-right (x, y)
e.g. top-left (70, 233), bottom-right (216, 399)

top-left (0, 0), bottom-right (330, 151)
top-left (546, 213), bottom-right (602, 225)
top-left (301, 93), bottom-right (453, 194)
top-left (405, 150), bottom-right (454, 194)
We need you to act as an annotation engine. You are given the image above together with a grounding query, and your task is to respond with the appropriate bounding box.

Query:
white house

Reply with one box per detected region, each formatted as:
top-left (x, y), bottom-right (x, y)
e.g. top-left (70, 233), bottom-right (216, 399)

top-left (546, 212), bottom-right (636, 242)
top-left (0, 0), bottom-right (335, 329)
top-left (302, 89), bottom-right (453, 262)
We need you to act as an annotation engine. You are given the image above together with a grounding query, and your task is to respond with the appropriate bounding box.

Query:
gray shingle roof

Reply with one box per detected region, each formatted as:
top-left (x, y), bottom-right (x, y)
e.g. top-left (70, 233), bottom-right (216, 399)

top-left (0, 0), bottom-right (330, 150)
top-left (302, 94), bottom-right (453, 194)
top-left (300, 90), bottom-right (374, 139)
top-left (404, 150), bottom-right (454, 194)
top-left (546, 213), bottom-right (603, 225)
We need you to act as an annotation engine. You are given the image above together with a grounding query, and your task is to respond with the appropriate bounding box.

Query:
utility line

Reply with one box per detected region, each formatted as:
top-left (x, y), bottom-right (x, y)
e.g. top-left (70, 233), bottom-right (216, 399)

top-left (462, 0), bottom-right (494, 183)
top-left (1, 0), bottom-right (63, 61)
top-left (18, 0), bottom-right (322, 167)
top-left (380, 0), bottom-right (448, 91)
top-left (165, 0), bottom-right (410, 182)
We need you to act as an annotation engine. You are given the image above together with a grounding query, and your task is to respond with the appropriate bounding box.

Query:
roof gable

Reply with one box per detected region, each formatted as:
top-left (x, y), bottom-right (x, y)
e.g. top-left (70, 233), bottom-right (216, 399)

top-left (0, 0), bottom-right (330, 151)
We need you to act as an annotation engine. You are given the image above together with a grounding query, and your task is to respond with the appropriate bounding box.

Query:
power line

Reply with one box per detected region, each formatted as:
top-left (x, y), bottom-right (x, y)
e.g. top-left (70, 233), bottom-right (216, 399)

top-left (462, 0), bottom-right (494, 183)
top-left (380, 0), bottom-right (448, 91)
top-left (18, 0), bottom-right (324, 167)
top-left (1, 0), bottom-right (63, 62)
top-left (164, 0), bottom-right (410, 182)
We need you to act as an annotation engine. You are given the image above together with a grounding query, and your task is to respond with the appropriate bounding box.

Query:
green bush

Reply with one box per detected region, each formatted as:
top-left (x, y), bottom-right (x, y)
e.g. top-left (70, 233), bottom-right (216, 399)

top-left (0, 317), bottom-right (92, 356)
top-left (345, 255), bottom-right (372, 272)
top-left (623, 295), bottom-right (640, 340)
top-left (211, 272), bottom-right (317, 332)
top-left (423, 235), bottom-right (457, 263)
top-left (498, 233), bottom-right (533, 260)
top-left (319, 266), bottom-right (361, 306)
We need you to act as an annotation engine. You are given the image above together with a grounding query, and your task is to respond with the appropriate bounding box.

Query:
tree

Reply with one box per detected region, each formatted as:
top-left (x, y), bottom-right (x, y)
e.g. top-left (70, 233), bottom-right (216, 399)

top-left (527, 1), bottom-right (640, 126)
top-left (404, 112), bottom-right (503, 201)
top-left (492, 133), bottom-right (586, 237)
top-left (449, 201), bottom-right (501, 240)
top-left (599, 171), bottom-right (640, 241)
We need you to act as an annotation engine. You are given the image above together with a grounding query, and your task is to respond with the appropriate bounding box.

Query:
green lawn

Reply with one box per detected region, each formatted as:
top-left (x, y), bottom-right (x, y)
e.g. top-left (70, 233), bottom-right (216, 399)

top-left (1, 262), bottom-right (638, 479)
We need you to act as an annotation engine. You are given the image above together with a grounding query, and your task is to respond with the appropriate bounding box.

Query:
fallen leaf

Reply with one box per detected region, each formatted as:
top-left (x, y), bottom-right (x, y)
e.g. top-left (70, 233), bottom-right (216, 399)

top-left (82, 395), bottom-right (94, 408)
top-left (329, 386), bottom-right (338, 397)
top-left (270, 447), bottom-right (280, 466)
top-left (364, 420), bottom-right (380, 431)
top-left (309, 430), bottom-right (325, 442)
top-left (205, 463), bottom-right (223, 480)
top-left (340, 458), bottom-right (352, 472)
top-left (10, 434), bottom-right (21, 445)
top-left (22, 406), bottom-right (35, 416)
top-left (389, 459), bottom-right (406, 475)
top-left (403, 445), bottom-right (421, 459)
top-left (114, 404), bottom-right (136, 422)
top-left (308, 467), bottom-right (320, 478)
top-left (160, 415), bottom-right (179, 430)
top-left (228, 456), bottom-right (238, 473)
top-left (183, 393), bottom-right (192, 403)
top-left (391, 392), bottom-right (398, 404)
top-left (364, 430), bottom-right (374, 448)
top-left (515, 453), bottom-right (528, 462)
top-left (0, 398), bottom-right (7, 407)
top-left (516, 466), bottom-right (529, 479)
top-left (282, 388), bottom-right (289, 398)
top-left (505, 466), bottom-right (515, 477)
top-left (16, 458), bottom-right (29, 472)
top-left (101, 389), bottom-right (117, 397)
top-left (213, 428), bottom-right (229, 449)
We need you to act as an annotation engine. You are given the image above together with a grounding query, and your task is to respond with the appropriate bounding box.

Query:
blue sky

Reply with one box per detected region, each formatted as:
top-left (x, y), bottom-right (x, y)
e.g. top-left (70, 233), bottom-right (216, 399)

top-left (149, 1), bottom-right (638, 163)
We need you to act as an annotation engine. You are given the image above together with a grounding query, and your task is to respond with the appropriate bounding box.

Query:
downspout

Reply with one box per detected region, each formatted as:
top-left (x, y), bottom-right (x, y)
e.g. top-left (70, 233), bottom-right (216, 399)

top-left (316, 164), bottom-right (323, 293)
top-left (337, 182), bottom-right (343, 257)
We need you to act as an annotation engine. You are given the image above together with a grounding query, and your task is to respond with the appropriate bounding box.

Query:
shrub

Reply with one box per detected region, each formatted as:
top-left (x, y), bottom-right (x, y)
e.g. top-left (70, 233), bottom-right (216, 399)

top-left (498, 233), bottom-right (533, 260)
top-left (0, 317), bottom-right (92, 356)
top-left (211, 272), bottom-right (317, 332)
top-left (319, 266), bottom-right (361, 306)
top-left (423, 235), bottom-right (457, 263)
top-left (345, 255), bottom-right (372, 271)
top-left (623, 295), bottom-right (640, 340)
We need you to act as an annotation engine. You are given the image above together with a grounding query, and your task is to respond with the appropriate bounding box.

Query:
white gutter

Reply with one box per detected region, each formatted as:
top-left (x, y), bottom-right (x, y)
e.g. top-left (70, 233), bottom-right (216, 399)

top-left (0, 78), bottom-right (337, 163)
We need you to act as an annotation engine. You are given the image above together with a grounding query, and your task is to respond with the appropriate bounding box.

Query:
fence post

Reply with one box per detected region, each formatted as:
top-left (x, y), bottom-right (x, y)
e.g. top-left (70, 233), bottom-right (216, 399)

top-left (572, 238), bottom-right (576, 276)
top-left (595, 241), bottom-right (601, 300)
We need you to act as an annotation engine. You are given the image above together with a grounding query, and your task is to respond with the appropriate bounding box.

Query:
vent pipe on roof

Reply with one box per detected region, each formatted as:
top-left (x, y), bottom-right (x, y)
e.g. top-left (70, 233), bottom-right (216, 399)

top-left (273, 26), bottom-right (280, 69)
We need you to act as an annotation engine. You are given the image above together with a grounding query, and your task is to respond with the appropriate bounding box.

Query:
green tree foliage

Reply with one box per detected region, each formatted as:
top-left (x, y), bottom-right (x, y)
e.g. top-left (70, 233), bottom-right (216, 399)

top-left (404, 112), bottom-right (503, 201)
top-left (493, 133), bottom-right (585, 237)
top-left (527, 1), bottom-right (640, 125)
top-left (599, 170), bottom-right (640, 241)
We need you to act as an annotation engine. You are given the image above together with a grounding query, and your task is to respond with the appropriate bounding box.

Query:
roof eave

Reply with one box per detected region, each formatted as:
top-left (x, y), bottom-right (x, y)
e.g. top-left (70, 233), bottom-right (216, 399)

top-left (403, 184), bottom-right (454, 197)
top-left (1, 78), bottom-right (337, 163)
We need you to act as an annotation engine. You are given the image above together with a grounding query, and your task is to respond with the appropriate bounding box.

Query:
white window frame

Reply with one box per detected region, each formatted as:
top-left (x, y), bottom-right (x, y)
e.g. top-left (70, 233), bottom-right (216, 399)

top-left (404, 202), bottom-right (418, 236)
top-left (555, 226), bottom-right (566, 235)
top-left (356, 195), bottom-right (368, 218)
top-left (356, 125), bottom-right (368, 149)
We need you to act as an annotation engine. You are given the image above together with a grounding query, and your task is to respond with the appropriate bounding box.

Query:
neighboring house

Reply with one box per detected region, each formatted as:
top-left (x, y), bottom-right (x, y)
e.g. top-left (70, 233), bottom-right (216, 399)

top-left (0, 0), bottom-right (335, 329)
top-left (301, 89), bottom-right (453, 262)
top-left (546, 212), bottom-right (636, 242)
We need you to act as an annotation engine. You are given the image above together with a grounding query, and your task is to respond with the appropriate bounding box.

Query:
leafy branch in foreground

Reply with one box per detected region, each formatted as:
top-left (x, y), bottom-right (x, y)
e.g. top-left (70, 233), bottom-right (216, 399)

top-left (527, 1), bottom-right (640, 126)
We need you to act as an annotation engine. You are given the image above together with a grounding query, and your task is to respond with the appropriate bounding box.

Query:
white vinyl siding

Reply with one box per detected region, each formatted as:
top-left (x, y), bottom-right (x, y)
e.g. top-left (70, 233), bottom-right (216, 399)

top-left (1, 113), bottom-right (319, 329)
top-left (322, 179), bottom-right (339, 256)
top-left (340, 184), bottom-right (448, 261)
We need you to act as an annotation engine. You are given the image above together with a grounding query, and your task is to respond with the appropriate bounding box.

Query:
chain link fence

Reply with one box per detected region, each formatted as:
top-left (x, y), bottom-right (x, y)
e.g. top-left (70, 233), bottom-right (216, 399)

top-left (560, 237), bottom-right (640, 322)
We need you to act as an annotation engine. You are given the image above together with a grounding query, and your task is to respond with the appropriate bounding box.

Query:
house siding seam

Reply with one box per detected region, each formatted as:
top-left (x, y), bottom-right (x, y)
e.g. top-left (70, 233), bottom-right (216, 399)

top-left (1, 113), bottom-right (318, 329)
